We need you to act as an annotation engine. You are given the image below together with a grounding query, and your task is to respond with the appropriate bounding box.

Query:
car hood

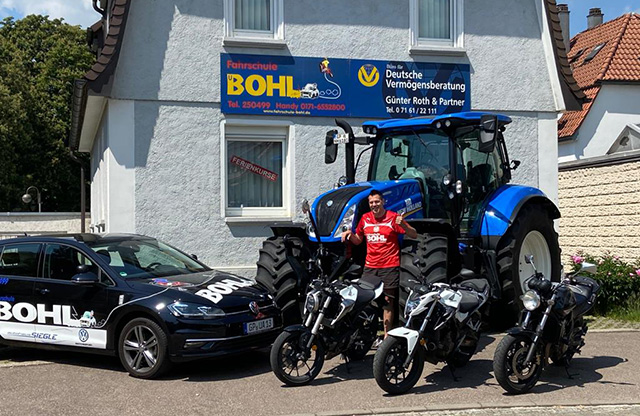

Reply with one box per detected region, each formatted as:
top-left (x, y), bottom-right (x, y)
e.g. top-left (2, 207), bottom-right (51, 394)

top-left (126, 270), bottom-right (272, 308)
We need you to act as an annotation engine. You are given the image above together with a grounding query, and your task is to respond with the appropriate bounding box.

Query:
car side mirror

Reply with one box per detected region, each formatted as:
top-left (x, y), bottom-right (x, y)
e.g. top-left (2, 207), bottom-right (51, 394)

top-left (190, 254), bottom-right (198, 261)
top-left (72, 264), bottom-right (100, 284)
top-left (479, 115), bottom-right (498, 153)
top-left (325, 129), bottom-right (338, 164)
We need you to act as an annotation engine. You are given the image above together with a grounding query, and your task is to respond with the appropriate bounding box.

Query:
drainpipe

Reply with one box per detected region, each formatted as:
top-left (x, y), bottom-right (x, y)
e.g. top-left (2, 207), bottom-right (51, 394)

top-left (92, 0), bottom-right (106, 18)
top-left (68, 151), bottom-right (86, 233)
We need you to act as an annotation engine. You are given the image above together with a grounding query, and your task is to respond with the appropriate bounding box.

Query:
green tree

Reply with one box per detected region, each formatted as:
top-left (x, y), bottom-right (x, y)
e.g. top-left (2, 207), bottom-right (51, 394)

top-left (0, 15), bottom-right (93, 212)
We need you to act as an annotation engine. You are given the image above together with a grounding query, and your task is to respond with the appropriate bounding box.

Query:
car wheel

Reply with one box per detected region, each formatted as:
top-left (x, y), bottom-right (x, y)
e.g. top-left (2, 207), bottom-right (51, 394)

top-left (118, 317), bottom-right (170, 379)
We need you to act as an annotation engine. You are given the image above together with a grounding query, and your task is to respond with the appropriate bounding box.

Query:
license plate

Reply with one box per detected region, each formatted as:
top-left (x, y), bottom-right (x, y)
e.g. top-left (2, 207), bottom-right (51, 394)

top-left (243, 318), bottom-right (274, 335)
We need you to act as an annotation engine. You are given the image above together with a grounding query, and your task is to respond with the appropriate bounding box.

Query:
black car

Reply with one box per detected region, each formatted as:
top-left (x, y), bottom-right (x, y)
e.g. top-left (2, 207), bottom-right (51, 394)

top-left (0, 234), bottom-right (282, 378)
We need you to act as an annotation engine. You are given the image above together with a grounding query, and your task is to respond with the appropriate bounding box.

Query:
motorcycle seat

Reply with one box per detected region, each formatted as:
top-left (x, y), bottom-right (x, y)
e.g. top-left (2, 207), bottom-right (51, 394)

top-left (459, 278), bottom-right (489, 294)
top-left (353, 281), bottom-right (378, 305)
top-left (458, 291), bottom-right (483, 313)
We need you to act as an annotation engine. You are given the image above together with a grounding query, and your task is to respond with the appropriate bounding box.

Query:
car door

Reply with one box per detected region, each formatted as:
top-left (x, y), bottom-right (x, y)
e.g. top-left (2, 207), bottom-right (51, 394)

top-left (0, 242), bottom-right (42, 344)
top-left (32, 243), bottom-right (111, 350)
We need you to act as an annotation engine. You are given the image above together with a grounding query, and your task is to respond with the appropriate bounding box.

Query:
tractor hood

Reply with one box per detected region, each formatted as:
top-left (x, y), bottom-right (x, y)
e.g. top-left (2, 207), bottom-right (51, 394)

top-left (309, 179), bottom-right (424, 243)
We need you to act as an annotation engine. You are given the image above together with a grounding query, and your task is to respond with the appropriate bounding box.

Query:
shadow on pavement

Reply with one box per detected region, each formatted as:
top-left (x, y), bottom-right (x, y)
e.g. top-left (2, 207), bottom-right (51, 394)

top-left (528, 355), bottom-right (632, 394)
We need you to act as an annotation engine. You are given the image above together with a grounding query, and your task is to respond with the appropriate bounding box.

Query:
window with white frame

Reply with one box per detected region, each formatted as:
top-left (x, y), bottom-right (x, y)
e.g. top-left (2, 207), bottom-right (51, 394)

top-left (410, 0), bottom-right (463, 51)
top-left (221, 122), bottom-right (293, 219)
top-left (224, 0), bottom-right (284, 41)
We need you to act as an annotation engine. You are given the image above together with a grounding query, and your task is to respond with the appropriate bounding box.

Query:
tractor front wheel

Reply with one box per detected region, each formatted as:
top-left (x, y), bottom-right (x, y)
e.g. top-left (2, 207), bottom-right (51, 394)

top-left (255, 236), bottom-right (309, 325)
top-left (496, 205), bottom-right (561, 324)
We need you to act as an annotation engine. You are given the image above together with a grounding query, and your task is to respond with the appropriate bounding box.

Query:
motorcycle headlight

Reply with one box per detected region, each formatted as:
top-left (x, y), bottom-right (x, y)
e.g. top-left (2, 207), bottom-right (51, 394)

top-left (404, 292), bottom-right (421, 318)
top-left (167, 302), bottom-right (225, 318)
top-left (306, 221), bottom-right (316, 238)
top-left (305, 292), bottom-right (321, 313)
top-left (521, 290), bottom-right (541, 311)
top-left (333, 205), bottom-right (356, 238)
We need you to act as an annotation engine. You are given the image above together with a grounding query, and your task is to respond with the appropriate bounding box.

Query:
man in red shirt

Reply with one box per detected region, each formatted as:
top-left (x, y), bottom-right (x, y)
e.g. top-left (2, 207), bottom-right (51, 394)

top-left (341, 190), bottom-right (418, 338)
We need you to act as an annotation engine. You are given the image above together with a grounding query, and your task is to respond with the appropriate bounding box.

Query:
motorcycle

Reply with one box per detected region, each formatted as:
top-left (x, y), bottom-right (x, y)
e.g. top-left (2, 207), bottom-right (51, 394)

top-left (373, 277), bottom-right (490, 394)
top-left (270, 200), bottom-right (384, 386)
top-left (493, 255), bottom-right (600, 394)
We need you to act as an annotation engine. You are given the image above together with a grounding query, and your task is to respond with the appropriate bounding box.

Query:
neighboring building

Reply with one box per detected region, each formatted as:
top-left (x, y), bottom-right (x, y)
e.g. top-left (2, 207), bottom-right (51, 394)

top-left (69, 0), bottom-right (581, 274)
top-left (556, 8), bottom-right (640, 263)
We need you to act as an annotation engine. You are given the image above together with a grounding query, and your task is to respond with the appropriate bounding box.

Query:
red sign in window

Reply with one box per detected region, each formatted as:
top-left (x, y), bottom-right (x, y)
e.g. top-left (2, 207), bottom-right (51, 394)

top-left (230, 155), bottom-right (278, 182)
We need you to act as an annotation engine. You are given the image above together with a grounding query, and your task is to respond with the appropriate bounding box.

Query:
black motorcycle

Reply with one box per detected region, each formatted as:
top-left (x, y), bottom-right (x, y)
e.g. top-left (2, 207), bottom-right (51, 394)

top-left (269, 200), bottom-right (384, 386)
top-left (493, 255), bottom-right (600, 394)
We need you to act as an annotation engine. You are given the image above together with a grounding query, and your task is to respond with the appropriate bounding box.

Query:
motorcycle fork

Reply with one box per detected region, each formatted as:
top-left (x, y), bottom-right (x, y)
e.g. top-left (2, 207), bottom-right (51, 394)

top-left (403, 300), bottom-right (438, 368)
top-left (306, 295), bottom-right (333, 350)
top-left (525, 303), bottom-right (553, 364)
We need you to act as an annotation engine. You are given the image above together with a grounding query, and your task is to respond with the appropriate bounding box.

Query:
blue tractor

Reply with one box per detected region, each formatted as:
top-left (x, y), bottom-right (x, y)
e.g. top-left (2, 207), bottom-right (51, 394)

top-left (255, 112), bottom-right (561, 325)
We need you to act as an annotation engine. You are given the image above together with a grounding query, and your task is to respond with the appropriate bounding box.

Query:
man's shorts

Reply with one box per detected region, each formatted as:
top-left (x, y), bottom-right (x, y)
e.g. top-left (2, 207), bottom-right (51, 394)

top-left (361, 266), bottom-right (400, 309)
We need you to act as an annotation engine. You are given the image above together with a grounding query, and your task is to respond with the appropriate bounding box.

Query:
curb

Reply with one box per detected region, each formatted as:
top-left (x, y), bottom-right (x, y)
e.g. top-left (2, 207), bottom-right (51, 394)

top-left (293, 402), bottom-right (640, 416)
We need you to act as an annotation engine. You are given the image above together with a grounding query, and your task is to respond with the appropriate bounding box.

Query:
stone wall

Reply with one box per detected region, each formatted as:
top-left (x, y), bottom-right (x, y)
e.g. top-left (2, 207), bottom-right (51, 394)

top-left (0, 213), bottom-right (90, 239)
top-left (558, 155), bottom-right (640, 266)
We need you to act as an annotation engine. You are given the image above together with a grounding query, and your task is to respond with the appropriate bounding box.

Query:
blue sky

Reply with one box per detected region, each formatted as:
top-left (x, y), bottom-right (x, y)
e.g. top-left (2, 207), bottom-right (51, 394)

top-left (0, 0), bottom-right (639, 33)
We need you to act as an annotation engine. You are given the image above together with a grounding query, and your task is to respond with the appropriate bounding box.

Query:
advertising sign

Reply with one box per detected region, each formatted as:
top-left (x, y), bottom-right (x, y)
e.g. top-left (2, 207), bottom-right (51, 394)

top-left (221, 53), bottom-right (470, 118)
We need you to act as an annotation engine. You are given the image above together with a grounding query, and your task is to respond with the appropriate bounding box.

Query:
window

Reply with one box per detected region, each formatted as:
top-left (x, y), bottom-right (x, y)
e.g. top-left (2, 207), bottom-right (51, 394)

top-left (583, 42), bottom-right (606, 64)
top-left (43, 244), bottom-right (108, 284)
top-left (0, 243), bottom-right (42, 277)
top-left (224, 0), bottom-right (284, 42)
top-left (410, 0), bottom-right (464, 53)
top-left (221, 121), bottom-right (294, 220)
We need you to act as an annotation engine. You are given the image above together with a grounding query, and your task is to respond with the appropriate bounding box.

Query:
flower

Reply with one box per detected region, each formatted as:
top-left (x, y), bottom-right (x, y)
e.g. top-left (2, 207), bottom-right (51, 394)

top-left (571, 255), bottom-right (584, 264)
top-left (636, 269), bottom-right (640, 277)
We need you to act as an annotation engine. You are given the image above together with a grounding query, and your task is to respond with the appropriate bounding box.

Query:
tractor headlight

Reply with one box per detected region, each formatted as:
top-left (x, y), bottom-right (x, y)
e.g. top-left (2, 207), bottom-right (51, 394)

top-left (166, 302), bottom-right (225, 319)
top-left (305, 291), bottom-right (321, 313)
top-left (404, 292), bottom-right (421, 318)
top-left (522, 290), bottom-right (541, 311)
top-left (333, 205), bottom-right (356, 238)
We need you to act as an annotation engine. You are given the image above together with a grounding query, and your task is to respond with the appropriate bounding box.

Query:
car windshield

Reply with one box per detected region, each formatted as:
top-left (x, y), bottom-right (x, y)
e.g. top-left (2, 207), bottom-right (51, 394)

top-left (370, 129), bottom-right (452, 218)
top-left (87, 238), bottom-right (209, 279)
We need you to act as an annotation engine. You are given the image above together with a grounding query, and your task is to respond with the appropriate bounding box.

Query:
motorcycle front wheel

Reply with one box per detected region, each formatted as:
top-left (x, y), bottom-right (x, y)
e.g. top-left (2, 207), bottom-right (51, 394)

top-left (270, 329), bottom-right (325, 386)
top-left (493, 334), bottom-right (543, 394)
top-left (373, 337), bottom-right (424, 395)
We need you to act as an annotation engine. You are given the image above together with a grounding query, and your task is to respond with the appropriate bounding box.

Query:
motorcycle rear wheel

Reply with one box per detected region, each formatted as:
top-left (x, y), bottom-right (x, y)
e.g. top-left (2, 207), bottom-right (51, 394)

top-left (373, 337), bottom-right (424, 395)
top-left (493, 334), bottom-right (542, 394)
top-left (270, 330), bottom-right (325, 386)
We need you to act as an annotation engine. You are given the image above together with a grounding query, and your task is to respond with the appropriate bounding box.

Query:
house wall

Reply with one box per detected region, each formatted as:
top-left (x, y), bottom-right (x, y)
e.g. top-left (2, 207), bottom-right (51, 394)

top-left (558, 159), bottom-right (640, 266)
top-left (559, 83), bottom-right (640, 162)
top-left (90, 0), bottom-right (562, 272)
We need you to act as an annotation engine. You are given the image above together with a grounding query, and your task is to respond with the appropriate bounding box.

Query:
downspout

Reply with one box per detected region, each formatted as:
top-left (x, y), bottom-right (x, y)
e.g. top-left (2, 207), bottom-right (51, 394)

top-left (92, 0), bottom-right (106, 18)
top-left (68, 151), bottom-right (87, 233)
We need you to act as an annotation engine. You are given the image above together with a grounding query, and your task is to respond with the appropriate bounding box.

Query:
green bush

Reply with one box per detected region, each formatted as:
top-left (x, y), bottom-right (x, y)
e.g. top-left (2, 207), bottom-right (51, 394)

top-left (570, 252), bottom-right (640, 315)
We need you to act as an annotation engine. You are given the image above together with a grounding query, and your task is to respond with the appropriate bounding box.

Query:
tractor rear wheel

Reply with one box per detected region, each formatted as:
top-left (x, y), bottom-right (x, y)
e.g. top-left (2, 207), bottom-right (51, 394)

top-left (256, 236), bottom-right (309, 326)
top-left (399, 233), bottom-right (448, 321)
top-left (496, 205), bottom-right (561, 325)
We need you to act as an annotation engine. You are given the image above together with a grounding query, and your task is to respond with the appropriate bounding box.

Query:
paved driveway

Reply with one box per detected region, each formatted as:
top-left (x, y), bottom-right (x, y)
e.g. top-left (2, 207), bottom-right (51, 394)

top-left (0, 331), bottom-right (638, 416)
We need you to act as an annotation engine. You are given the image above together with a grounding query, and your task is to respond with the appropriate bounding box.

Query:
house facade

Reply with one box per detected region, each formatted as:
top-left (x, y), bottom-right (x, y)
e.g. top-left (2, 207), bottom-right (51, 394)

top-left (69, 0), bottom-right (580, 274)
top-left (556, 9), bottom-right (640, 263)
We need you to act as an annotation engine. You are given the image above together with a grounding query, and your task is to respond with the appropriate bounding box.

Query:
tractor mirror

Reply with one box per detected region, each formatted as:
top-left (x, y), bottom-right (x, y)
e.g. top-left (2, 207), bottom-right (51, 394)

top-left (325, 130), bottom-right (338, 164)
top-left (301, 199), bottom-right (311, 214)
top-left (479, 115), bottom-right (498, 153)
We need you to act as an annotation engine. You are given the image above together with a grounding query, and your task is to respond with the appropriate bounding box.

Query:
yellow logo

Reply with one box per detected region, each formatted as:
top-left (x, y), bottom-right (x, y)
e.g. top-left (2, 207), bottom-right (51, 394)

top-left (358, 64), bottom-right (379, 87)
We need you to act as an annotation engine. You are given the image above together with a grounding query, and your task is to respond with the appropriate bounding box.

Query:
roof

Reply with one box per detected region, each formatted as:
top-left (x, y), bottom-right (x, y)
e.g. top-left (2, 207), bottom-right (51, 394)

top-left (68, 0), bottom-right (131, 150)
top-left (363, 112), bottom-right (512, 130)
top-left (558, 13), bottom-right (640, 139)
top-left (545, 0), bottom-right (585, 110)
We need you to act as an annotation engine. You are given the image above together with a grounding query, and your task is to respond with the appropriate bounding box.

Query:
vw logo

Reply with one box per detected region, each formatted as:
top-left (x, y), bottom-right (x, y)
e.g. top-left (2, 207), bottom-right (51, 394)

top-left (249, 301), bottom-right (260, 316)
top-left (326, 200), bottom-right (334, 207)
top-left (78, 329), bottom-right (89, 343)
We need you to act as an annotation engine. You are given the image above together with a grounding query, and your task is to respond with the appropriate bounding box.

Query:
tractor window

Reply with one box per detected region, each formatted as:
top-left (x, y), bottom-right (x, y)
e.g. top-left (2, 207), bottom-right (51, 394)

top-left (371, 130), bottom-right (451, 219)
top-left (457, 131), bottom-right (504, 230)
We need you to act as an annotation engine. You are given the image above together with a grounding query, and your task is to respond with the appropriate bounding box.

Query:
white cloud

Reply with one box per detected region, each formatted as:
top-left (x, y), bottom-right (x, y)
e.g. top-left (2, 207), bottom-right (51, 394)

top-left (0, 0), bottom-right (101, 27)
top-left (624, 5), bottom-right (640, 14)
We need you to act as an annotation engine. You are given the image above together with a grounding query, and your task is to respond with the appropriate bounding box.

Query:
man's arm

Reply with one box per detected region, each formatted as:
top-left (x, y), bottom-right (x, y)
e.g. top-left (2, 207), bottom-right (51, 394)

top-left (341, 229), bottom-right (363, 245)
top-left (395, 214), bottom-right (418, 239)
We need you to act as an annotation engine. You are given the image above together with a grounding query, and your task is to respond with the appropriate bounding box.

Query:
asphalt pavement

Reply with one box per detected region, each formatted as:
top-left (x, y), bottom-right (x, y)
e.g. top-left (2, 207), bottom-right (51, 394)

top-left (0, 331), bottom-right (638, 416)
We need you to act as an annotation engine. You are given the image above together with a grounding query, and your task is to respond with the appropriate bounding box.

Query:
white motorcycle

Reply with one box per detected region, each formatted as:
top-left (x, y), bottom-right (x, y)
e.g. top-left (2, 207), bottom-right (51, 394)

top-left (373, 278), bottom-right (489, 394)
